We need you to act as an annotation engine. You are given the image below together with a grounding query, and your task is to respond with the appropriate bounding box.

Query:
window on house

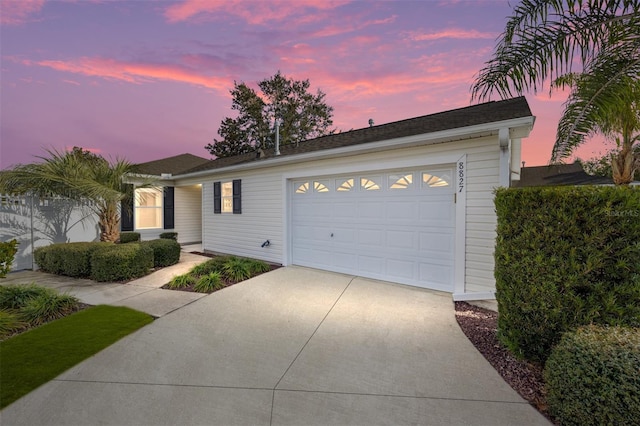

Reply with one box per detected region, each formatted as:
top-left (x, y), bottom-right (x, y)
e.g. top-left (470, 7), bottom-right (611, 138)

top-left (135, 188), bottom-right (162, 229)
top-left (214, 180), bottom-right (241, 214)
top-left (222, 181), bottom-right (233, 213)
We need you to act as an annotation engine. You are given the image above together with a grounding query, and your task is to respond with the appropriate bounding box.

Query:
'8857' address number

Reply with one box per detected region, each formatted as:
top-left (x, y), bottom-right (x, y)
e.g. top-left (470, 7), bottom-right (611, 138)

top-left (458, 162), bottom-right (464, 193)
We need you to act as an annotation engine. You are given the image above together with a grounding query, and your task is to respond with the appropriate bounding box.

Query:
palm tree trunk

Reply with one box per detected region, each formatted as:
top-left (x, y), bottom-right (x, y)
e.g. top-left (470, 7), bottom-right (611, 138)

top-left (612, 131), bottom-right (637, 185)
top-left (98, 201), bottom-right (120, 242)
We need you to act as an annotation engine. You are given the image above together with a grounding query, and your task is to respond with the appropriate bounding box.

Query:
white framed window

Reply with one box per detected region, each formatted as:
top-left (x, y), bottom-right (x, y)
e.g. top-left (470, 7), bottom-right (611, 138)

top-left (135, 188), bottom-right (162, 229)
top-left (221, 181), bottom-right (233, 213)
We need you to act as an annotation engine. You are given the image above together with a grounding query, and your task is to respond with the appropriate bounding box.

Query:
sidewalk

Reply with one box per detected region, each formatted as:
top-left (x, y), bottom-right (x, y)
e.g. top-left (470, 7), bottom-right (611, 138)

top-left (1, 251), bottom-right (211, 317)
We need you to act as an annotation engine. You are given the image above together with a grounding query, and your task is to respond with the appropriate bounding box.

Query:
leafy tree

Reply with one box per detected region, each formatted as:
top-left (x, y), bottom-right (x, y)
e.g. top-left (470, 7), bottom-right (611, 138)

top-left (206, 71), bottom-right (334, 158)
top-left (0, 147), bottom-right (141, 242)
top-left (471, 0), bottom-right (640, 184)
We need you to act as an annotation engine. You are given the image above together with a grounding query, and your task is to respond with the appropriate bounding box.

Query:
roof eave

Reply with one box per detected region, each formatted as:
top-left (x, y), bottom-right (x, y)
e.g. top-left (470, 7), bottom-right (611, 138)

top-left (173, 115), bottom-right (535, 180)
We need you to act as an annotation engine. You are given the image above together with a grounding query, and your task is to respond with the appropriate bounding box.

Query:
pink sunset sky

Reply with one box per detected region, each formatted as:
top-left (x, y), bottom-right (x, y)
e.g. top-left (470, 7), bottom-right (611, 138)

top-left (0, 0), bottom-right (611, 170)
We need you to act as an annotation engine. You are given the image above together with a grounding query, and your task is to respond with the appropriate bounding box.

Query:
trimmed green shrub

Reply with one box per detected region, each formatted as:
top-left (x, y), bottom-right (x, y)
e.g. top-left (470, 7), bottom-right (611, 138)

top-left (167, 274), bottom-right (196, 289)
top-left (159, 232), bottom-right (178, 241)
top-left (141, 239), bottom-right (180, 268)
top-left (119, 232), bottom-right (140, 243)
top-left (90, 243), bottom-right (153, 282)
top-left (494, 186), bottom-right (640, 362)
top-left (544, 326), bottom-right (640, 426)
top-left (194, 272), bottom-right (224, 293)
top-left (34, 242), bottom-right (110, 277)
top-left (20, 292), bottom-right (79, 326)
top-left (0, 284), bottom-right (51, 310)
top-left (0, 239), bottom-right (18, 278)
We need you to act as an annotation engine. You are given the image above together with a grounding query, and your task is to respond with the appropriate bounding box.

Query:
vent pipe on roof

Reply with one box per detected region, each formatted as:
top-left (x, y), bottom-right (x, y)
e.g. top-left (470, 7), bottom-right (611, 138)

top-left (368, 118), bottom-right (374, 127)
top-left (275, 118), bottom-right (281, 156)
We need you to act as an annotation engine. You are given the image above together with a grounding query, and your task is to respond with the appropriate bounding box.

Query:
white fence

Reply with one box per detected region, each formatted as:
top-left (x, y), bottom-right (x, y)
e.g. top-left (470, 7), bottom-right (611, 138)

top-left (0, 194), bottom-right (100, 271)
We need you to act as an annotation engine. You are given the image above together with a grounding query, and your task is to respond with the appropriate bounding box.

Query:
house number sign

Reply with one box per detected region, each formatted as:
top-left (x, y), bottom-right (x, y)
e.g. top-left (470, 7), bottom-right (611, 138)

top-left (458, 161), bottom-right (465, 193)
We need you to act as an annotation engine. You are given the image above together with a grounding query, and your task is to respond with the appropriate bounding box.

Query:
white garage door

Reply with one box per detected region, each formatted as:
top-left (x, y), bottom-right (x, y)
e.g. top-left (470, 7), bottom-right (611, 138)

top-left (291, 168), bottom-right (455, 292)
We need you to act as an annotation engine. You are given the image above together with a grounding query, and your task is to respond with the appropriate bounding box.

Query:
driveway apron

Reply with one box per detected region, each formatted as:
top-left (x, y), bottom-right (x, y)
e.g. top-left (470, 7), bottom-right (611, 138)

top-left (1, 266), bottom-right (550, 425)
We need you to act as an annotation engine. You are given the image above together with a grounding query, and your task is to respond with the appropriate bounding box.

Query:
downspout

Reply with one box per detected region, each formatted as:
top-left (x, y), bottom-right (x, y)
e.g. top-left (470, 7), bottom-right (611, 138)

top-left (498, 128), bottom-right (511, 187)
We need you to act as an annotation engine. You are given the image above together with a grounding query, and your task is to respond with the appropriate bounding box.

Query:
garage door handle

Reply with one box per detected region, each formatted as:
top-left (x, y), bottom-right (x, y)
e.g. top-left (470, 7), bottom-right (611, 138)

top-left (331, 233), bottom-right (334, 237)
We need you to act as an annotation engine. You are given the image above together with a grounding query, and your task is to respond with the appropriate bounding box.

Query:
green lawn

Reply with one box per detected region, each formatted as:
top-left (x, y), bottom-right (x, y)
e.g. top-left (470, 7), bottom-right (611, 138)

top-left (0, 305), bottom-right (153, 408)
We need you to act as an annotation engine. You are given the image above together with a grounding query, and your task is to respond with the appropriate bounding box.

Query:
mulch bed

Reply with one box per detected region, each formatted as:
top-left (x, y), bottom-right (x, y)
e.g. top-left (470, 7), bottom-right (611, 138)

top-left (454, 301), bottom-right (555, 424)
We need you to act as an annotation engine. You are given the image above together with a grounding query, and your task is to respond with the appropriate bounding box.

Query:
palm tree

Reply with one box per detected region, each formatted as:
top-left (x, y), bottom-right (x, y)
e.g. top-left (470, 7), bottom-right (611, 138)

top-left (554, 72), bottom-right (639, 184)
top-left (0, 147), bottom-right (139, 242)
top-left (471, 0), bottom-right (639, 183)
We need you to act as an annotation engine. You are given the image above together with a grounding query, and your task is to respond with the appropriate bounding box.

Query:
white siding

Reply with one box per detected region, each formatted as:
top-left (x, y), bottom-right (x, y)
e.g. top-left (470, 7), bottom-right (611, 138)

top-left (175, 185), bottom-right (202, 244)
top-left (199, 134), bottom-right (503, 295)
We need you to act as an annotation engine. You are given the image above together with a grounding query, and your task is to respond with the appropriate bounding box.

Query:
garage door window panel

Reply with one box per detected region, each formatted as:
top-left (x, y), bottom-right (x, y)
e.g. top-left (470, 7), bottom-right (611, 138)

top-left (360, 177), bottom-right (381, 191)
top-left (295, 182), bottom-right (310, 194)
top-left (389, 173), bottom-right (413, 189)
top-left (336, 178), bottom-right (355, 192)
top-left (314, 181), bottom-right (330, 193)
top-left (422, 171), bottom-right (451, 188)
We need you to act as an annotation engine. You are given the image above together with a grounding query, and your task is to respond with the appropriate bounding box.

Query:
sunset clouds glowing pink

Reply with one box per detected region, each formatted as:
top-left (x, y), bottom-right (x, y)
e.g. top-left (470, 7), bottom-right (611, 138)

top-left (1, 0), bottom-right (606, 170)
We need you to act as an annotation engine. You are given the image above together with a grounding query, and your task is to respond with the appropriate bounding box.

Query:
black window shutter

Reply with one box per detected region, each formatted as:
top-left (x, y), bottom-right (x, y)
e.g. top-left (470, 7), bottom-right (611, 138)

top-left (233, 179), bottom-right (241, 214)
top-left (163, 186), bottom-right (175, 229)
top-left (213, 182), bottom-right (221, 214)
top-left (121, 185), bottom-right (134, 231)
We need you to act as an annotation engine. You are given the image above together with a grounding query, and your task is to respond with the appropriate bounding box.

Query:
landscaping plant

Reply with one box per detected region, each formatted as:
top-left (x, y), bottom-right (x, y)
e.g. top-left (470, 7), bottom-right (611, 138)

top-left (194, 271), bottom-right (225, 293)
top-left (141, 238), bottom-right (180, 267)
top-left (167, 274), bottom-right (196, 289)
top-left (0, 239), bottom-right (18, 278)
top-left (494, 186), bottom-right (640, 362)
top-left (544, 325), bottom-right (640, 426)
top-left (90, 243), bottom-right (153, 282)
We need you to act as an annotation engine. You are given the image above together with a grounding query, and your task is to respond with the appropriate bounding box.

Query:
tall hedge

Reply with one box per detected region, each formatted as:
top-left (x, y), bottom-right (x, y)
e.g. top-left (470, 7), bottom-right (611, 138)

top-left (494, 186), bottom-right (640, 362)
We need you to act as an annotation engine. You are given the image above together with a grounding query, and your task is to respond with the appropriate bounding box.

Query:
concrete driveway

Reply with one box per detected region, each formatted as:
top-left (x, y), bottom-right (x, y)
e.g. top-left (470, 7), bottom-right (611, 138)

top-left (1, 267), bottom-right (549, 425)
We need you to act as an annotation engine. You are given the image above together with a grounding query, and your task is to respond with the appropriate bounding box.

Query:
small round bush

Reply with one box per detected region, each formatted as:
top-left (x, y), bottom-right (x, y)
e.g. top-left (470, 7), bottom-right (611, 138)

top-left (118, 232), bottom-right (141, 243)
top-left (194, 272), bottom-right (224, 293)
top-left (141, 239), bottom-right (181, 268)
top-left (167, 274), bottom-right (196, 289)
top-left (159, 232), bottom-right (178, 241)
top-left (90, 243), bottom-right (153, 282)
top-left (544, 325), bottom-right (640, 426)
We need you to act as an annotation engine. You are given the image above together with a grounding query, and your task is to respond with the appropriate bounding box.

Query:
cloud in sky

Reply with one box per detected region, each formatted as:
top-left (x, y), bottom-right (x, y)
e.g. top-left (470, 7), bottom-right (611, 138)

top-left (1, 0), bottom-right (594, 169)
top-left (164, 0), bottom-right (350, 25)
top-left (0, 0), bottom-right (45, 25)
top-left (23, 57), bottom-right (231, 91)
top-left (406, 28), bottom-right (496, 41)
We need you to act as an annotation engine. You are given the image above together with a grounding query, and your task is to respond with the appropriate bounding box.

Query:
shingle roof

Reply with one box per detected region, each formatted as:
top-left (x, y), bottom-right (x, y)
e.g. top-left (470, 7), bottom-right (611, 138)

top-left (513, 162), bottom-right (614, 187)
top-left (135, 153), bottom-right (210, 176)
top-left (182, 96), bottom-right (533, 175)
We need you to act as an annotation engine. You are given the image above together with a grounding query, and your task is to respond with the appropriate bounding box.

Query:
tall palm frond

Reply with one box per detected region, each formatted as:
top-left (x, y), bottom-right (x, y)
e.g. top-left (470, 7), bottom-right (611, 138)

top-left (471, 0), bottom-right (640, 100)
top-left (552, 59), bottom-right (640, 161)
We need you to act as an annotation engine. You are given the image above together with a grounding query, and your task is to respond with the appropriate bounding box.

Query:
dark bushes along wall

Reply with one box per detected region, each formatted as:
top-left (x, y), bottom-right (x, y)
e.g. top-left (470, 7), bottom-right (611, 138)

top-left (494, 186), bottom-right (640, 363)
